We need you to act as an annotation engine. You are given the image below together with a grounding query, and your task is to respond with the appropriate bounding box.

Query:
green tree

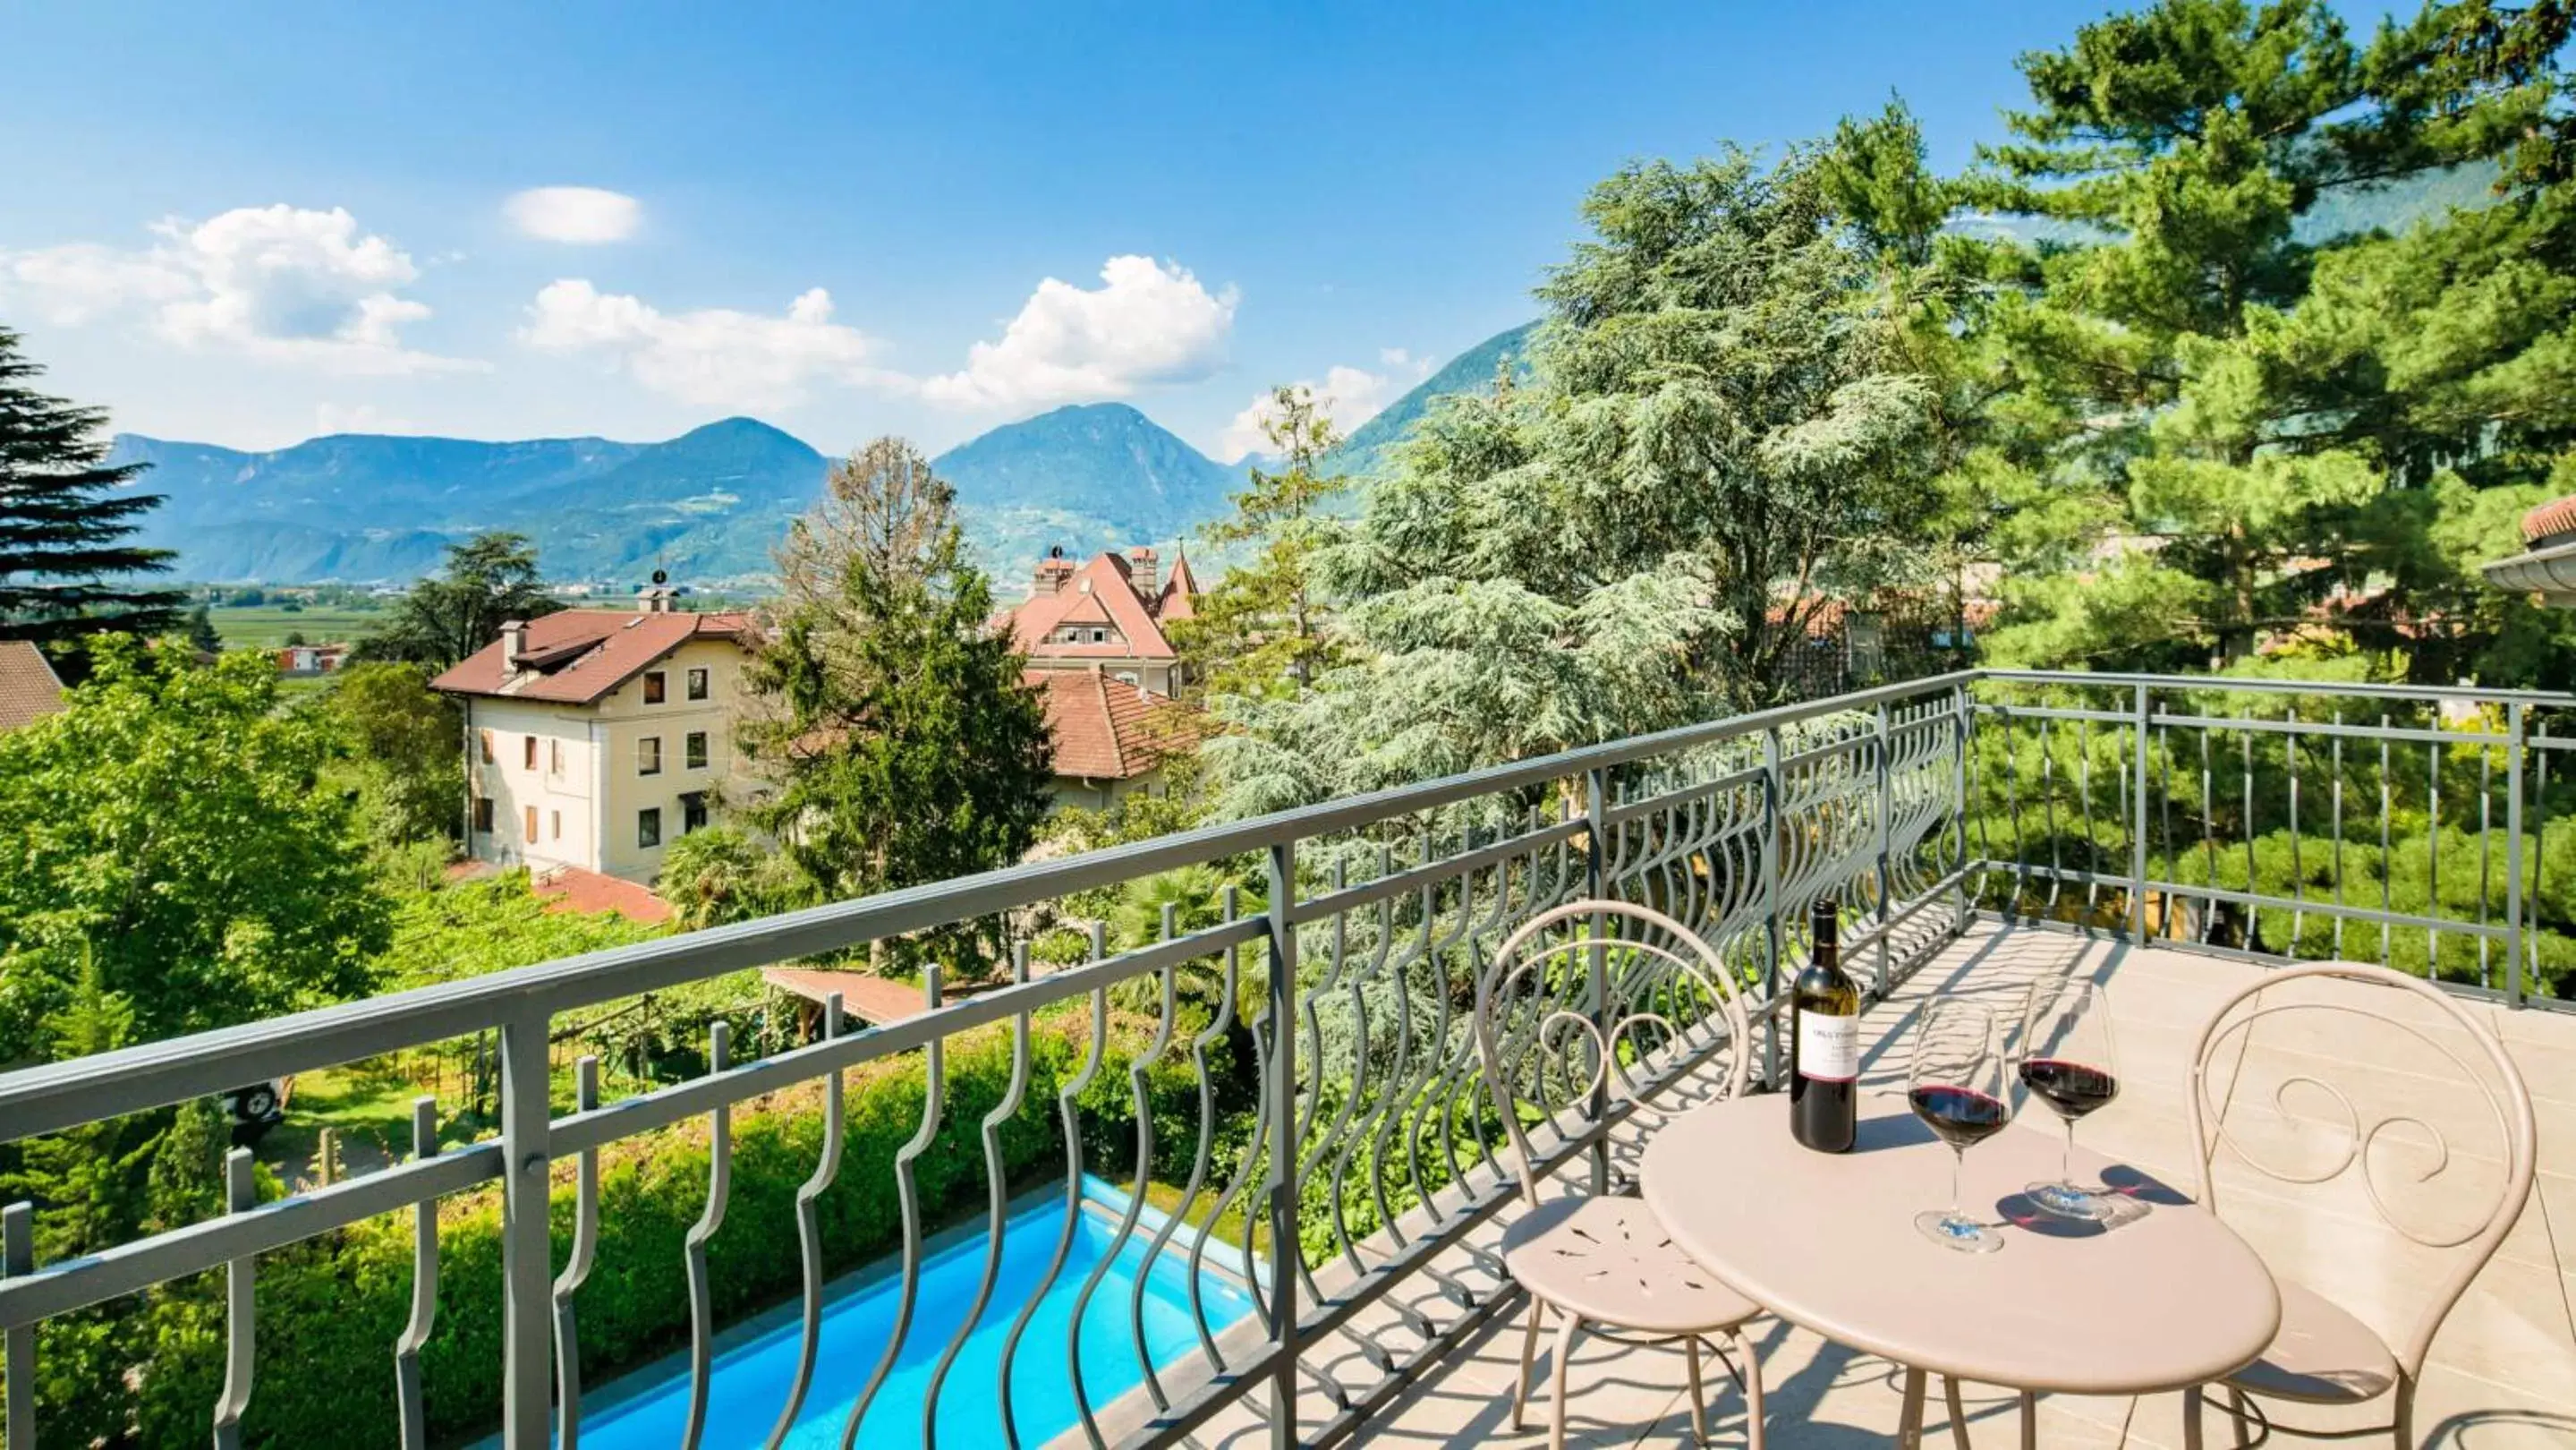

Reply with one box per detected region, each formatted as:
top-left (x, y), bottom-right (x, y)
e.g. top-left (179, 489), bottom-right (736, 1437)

top-left (357, 532), bottom-right (559, 669)
top-left (0, 636), bottom-right (392, 1059)
top-left (183, 599), bottom-right (221, 653)
top-left (737, 438), bottom-right (1054, 972)
top-left (1171, 385), bottom-right (1352, 700)
top-left (657, 824), bottom-right (803, 931)
top-left (1209, 147), bottom-right (1934, 815)
top-left (0, 325), bottom-right (181, 644)
top-left (323, 661), bottom-right (463, 852)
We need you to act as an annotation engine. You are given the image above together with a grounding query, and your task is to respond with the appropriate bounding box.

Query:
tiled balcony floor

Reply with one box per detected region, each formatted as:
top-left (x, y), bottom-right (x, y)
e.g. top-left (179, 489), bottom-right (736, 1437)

top-left (1171, 923), bottom-right (2576, 1449)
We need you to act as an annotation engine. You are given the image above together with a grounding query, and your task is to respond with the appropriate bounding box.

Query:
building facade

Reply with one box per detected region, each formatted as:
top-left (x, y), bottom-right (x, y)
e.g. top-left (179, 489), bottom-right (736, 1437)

top-left (1003, 544), bottom-right (1199, 697)
top-left (431, 594), bottom-right (752, 883)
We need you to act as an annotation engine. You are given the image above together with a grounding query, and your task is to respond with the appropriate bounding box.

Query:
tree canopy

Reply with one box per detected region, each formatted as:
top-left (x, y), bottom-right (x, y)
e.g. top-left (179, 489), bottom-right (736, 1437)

top-left (1170, 384), bottom-right (1353, 701)
top-left (356, 532), bottom-right (560, 669)
top-left (0, 325), bottom-right (180, 645)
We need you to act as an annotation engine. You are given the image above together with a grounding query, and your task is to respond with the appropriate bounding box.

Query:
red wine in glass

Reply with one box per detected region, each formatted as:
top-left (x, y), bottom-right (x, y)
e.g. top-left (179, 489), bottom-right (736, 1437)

top-left (2019, 979), bottom-right (2121, 1220)
top-left (1909, 999), bottom-right (2010, 1253)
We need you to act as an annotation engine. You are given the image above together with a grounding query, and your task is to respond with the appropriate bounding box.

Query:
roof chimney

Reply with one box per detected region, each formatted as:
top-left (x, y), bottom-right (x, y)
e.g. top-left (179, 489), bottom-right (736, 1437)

top-left (501, 619), bottom-right (528, 661)
top-left (1126, 545), bottom-right (1159, 597)
top-left (1034, 545), bottom-right (1073, 597)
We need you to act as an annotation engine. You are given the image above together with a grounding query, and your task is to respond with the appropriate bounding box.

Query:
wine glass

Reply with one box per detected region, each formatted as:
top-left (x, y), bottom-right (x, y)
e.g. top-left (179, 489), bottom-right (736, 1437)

top-left (1909, 998), bottom-right (2011, 1254)
top-left (2019, 977), bottom-right (2121, 1220)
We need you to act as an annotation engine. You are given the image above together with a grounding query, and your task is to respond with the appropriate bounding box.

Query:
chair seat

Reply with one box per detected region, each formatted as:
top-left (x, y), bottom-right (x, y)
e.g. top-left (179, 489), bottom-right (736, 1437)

top-left (1502, 1195), bottom-right (1760, 1335)
top-left (2223, 1280), bottom-right (2401, 1404)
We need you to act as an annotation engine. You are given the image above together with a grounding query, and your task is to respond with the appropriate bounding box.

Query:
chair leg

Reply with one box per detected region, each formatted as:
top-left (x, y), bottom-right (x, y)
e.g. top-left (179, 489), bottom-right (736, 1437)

top-left (1685, 1336), bottom-right (1710, 1445)
top-left (2224, 1384), bottom-right (2252, 1450)
top-left (1730, 1326), bottom-right (1766, 1450)
top-left (2392, 1377), bottom-right (2415, 1450)
top-left (1548, 1313), bottom-right (1583, 1450)
top-left (1943, 1375), bottom-right (1971, 1450)
top-left (1510, 1298), bottom-right (1549, 1432)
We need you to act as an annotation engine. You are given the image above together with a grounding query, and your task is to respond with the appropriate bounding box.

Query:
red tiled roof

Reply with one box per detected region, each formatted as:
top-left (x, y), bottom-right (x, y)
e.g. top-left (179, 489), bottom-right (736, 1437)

top-left (0, 642), bottom-right (65, 732)
top-left (760, 968), bottom-right (934, 1024)
top-left (2524, 494), bottom-right (2576, 545)
top-left (1003, 550), bottom-right (1195, 661)
top-left (1157, 552), bottom-right (1200, 621)
top-left (430, 610), bottom-right (751, 704)
top-left (1026, 668), bottom-right (1207, 780)
top-left (534, 866), bottom-right (674, 925)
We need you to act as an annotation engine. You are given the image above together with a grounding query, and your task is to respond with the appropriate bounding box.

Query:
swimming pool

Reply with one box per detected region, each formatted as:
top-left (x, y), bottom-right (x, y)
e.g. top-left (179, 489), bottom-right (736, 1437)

top-left (572, 1181), bottom-right (1261, 1447)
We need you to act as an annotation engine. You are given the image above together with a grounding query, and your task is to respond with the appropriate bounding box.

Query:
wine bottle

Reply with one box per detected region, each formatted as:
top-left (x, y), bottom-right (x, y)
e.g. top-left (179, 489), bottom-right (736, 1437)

top-left (1790, 896), bottom-right (1859, 1152)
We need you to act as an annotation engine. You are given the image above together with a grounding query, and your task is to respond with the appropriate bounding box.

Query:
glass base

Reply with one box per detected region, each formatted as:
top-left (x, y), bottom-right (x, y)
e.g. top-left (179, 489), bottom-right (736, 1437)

top-left (2025, 1180), bottom-right (2117, 1222)
top-left (1914, 1208), bottom-right (2003, 1254)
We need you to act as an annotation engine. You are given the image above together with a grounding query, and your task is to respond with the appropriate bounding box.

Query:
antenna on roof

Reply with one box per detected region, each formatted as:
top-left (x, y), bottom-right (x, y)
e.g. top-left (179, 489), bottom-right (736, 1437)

top-left (1049, 545), bottom-right (1065, 559)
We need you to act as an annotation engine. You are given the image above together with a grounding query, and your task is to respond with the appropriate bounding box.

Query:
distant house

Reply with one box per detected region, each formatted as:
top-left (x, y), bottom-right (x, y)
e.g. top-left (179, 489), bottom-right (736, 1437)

top-left (430, 589), bottom-right (754, 884)
top-left (1002, 544), bottom-right (1200, 697)
top-left (274, 643), bottom-right (350, 676)
top-left (0, 642), bottom-right (65, 733)
top-left (1024, 667), bottom-right (1207, 809)
top-left (2485, 494), bottom-right (2576, 607)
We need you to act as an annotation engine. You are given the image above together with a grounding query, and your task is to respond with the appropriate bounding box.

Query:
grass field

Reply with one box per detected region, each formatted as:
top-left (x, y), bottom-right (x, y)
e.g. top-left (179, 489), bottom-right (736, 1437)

top-left (208, 604), bottom-right (384, 649)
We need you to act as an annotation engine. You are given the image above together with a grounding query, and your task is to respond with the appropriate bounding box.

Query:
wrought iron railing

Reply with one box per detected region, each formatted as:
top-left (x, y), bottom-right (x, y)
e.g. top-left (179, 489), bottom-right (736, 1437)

top-left (0, 669), bottom-right (2562, 1450)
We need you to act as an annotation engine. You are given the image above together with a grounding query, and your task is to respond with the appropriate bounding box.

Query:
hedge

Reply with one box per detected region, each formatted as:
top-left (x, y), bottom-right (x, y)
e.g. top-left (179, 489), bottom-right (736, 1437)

top-left (58, 1006), bottom-right (1228, 1447)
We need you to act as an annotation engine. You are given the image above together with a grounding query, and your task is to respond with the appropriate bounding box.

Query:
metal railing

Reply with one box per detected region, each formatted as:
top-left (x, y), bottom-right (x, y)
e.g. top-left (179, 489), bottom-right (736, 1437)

top-left (0, 669), bottom-right (2562, 1449)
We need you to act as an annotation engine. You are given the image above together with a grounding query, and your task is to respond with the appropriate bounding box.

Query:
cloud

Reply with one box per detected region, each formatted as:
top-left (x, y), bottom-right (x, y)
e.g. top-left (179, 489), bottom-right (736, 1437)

top-left (1215, 352), bottom-right (1435, 463)
top-left (0, 204), bottom-right (470, 374)
top-left (504, 187), bottom-right (642, 243)
top-left (923, 255), bottom-right (1237, 411)
top-left (521, 278), bottom-right (890, 409)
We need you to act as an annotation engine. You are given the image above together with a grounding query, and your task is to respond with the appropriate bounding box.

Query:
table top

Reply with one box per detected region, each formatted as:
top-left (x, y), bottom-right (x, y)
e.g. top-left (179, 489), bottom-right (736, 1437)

top-left (1638, 1095), bottom-right (2282, 1394)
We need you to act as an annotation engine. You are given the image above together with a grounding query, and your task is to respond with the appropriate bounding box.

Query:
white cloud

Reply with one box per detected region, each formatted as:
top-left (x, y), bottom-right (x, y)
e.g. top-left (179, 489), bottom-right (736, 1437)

top-left (521, 278), bottom-right (889, 410)
top-left (504, 187), bottom-right (642, 243)
top-left (923, 255), bottom-right (1237, 411)
top-left (0, 204), bottom-right (469, 374)
top-left (1215, 351), bottom-right (1435, 463)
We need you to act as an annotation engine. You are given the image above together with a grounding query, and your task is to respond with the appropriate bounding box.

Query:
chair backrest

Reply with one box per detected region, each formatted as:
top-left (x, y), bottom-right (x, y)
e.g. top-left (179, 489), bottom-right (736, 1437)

top-left (2185, 961), bottom-right (2538, 1379)
top-left (1472, 899), bottom-right (1752, 1204)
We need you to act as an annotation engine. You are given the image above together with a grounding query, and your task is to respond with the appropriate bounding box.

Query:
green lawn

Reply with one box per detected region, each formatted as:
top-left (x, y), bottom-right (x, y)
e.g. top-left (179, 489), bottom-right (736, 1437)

top-left (208, 604), bottom-right (384, 649)
top-left (261, 1062), bottom-right (455, 1182)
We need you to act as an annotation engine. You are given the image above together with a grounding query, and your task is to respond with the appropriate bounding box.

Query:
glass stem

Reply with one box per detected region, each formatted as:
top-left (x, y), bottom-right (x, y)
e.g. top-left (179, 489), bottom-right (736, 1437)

top-left (1949, 1145), bottom-right (1965, 1224)
top-left (2062, 1117), bottom-right (2076, 1189)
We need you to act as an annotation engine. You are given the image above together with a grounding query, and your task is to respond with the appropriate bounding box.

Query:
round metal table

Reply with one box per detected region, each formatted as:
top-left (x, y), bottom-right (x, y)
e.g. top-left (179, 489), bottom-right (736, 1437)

top-left (1637, 1096), bottom-right (2281, 1449)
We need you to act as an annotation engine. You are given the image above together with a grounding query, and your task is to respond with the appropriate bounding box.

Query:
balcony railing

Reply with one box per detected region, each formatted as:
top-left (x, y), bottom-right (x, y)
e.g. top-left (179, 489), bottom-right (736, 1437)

top-left (0, 669), bottom-right (2565, 1449)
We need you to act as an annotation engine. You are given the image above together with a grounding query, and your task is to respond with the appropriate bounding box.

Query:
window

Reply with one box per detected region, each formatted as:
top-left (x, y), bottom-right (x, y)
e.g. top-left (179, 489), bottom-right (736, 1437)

top-left (643, 670), bottom-right (667, 704)
top-left (684, 731), bottom-right (708, 770)
top-left (638, 736), bottom-right (662, 775)
top-left (523, 805), bottom-right (538, 840)
top-left (549, 739), bottom-right (564, 775)
top-left (478, 729), bottom-right (494, 764)
top-left (1090, 628), bottom-right (1107, 644)
top-left (523, 735), bottom-right (537, 771)
top-left (472, 797), bottom-right (494, 832)
top-left (686, 667), bottom-right (709, 701)
top-left (637, 807), bottom-right (662, 849)
top-left (682, 791), bottom-right (708, 834)
top-left (549, 809), bottom-right (561, 840)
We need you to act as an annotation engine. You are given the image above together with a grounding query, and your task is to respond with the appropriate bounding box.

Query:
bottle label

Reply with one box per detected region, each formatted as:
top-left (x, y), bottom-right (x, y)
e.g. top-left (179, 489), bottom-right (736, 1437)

top-left (1796, 1010), bottom-right (1858, 1083)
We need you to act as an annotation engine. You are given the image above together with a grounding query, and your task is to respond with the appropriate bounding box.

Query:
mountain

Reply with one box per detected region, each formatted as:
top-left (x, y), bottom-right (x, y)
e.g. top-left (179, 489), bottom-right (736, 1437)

top-left (930, 402), bottom-right (1247, 574)
top-left (1328, 320), bottom-right (1541, 483)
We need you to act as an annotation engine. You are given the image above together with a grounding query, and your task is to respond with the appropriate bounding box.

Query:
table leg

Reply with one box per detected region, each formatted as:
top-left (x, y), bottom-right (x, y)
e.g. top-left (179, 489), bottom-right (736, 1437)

top-left (1943, 1376), bottom-right (1970, 1450)
top-left (2183, 1386), bottom-right (2206, 1450)
top-left (1899, 1367), bottom-right (1927, 1450)
top-left (2020, 1390), bottom-right (2036, 1450)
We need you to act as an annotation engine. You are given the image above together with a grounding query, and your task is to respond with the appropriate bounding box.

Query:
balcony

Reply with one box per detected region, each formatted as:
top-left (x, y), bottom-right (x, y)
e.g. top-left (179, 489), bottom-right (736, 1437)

top-left (0, 670), bottom-right (2571, 1448)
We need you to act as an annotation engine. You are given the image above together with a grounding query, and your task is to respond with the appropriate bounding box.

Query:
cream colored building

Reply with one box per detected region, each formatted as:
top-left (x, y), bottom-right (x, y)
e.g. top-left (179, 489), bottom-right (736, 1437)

top-left (431, 593), bottom-right (753, 883)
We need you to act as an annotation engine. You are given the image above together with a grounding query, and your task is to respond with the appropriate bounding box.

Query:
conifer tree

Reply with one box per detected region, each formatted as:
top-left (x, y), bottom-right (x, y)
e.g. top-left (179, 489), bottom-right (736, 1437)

top-left (0, 325), bottom-right (180, 644)
top-left (1170, 384), bottom-right (1352, 701)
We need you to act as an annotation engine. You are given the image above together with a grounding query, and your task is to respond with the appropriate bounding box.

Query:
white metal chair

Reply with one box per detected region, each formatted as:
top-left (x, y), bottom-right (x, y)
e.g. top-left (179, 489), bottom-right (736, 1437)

top-left (1472, 899), bottom-right (1765, 1449)
top-left (2181, 961), bottom-right (2538, 1449)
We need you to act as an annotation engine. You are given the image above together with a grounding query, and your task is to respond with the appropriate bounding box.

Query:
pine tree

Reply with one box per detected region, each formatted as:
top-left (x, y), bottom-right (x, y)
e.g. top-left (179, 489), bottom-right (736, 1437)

top-left (736, 438), bottom-right (1054, 974)
top-left (0, 325), bottom-right (180, 644)
top-left (1169, 384), bottom-right (1352, 701)
top-left (355, 531), bottom-right (560, 668)
top-left (183, 601), bottom-right (220, 653)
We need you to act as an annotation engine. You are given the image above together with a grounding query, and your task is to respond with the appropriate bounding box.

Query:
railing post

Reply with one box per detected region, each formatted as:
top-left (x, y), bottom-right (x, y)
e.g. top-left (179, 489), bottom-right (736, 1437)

top-left (4, 1201), bottom-right (31, 1450)
top-left (1953, 682), bottom-right (1973, 930)
top-left (1585, 767), bottom-right (1611, 1192)
top-left (1262, 840), bottom-right (1300, 1449)
top-left (2129, 683), bottom-right (2152, 945)
top-left (1761, 725), bottom-right (1785, 1089)
top-left (2507, 702), bottom-right (2528, 1011)
top-left (498, 1010), bottom-right (554, 1449)
top-left (1874, 703), bottom-right (1893, 999)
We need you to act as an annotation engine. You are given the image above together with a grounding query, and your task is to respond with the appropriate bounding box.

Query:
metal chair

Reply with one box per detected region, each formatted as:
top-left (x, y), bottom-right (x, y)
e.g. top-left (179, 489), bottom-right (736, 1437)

top-left (2181, 962), bottom-right (2538, 1449)
top-left (1472, 899), bottom-right (1765, 1449)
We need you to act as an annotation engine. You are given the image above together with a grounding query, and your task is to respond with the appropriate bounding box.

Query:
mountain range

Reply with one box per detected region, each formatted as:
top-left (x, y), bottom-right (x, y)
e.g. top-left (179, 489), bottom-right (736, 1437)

top-left (106, 321), bottom-right (1541, 587)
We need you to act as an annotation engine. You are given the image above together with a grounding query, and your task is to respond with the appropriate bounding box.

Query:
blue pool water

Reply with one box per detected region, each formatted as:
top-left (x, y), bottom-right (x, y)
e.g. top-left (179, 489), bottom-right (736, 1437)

top-left (575, 1184), bottom-right (1260, 1447)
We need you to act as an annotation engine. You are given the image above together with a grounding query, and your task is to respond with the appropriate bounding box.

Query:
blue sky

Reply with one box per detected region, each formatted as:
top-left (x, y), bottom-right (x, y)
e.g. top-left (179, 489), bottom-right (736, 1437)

top-left (3, 2), bottom-right (2095, 458)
